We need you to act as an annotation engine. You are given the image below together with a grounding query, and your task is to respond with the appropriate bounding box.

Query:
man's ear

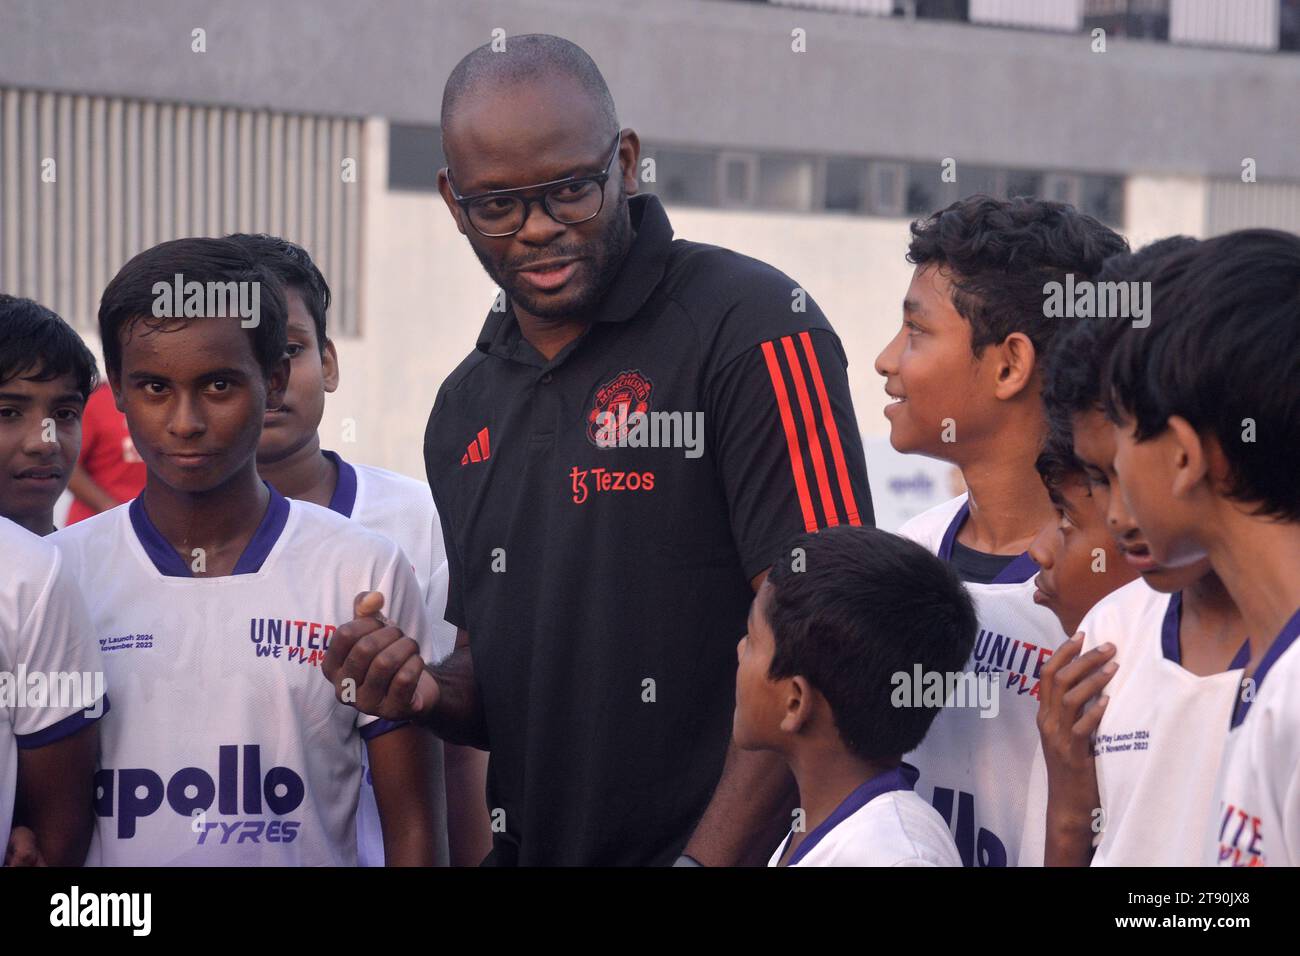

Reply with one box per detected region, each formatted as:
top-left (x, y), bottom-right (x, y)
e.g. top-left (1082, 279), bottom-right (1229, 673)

top-left (437, 168), bottom-right (468, 238)
top-left (991, 332), bottom-right (1038, 401)
top-left (618, 128), bottom-right (641, 197)
top-left (266, 356), bottom-right (291, 412)
top-left (321, 337), bottom-right (340, 393)
top-left (1165, 415), bottom-right (1210, 499)
top-left (780, 676), bottom-right (812, 735)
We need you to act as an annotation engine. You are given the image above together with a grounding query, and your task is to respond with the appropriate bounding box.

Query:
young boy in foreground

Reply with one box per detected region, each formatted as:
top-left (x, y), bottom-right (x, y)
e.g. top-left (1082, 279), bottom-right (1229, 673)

top-left (0, 294), bottom-right (97, 535)
top-left (1102, 230), bottom-right (1300, 866)
top-left (874, 195), bottom-right (1127, 865)
top-left (50, 237), bottom-right (439, 865)
top-left (734, 525), bottom-right (975, 866)
top-left (228, 233), bottom-right (482, 866)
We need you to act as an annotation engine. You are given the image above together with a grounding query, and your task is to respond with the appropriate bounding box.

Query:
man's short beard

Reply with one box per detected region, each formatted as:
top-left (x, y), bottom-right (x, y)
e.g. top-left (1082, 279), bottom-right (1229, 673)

top-left (472, 181), bottom-right (633, 321)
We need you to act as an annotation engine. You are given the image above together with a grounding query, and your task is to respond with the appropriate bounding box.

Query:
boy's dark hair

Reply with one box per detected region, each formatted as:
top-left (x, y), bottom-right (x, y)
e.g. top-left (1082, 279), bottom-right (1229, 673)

top-left (225, 233), bottom-right (331, 354)
top-left (0, 294), bottom-right (98, 400)
top-left (1043, 236), bottom-right (1198, 428)
top-left (765, 525), bottom-right (977, 762)
top-left (1035, 421), bottom-right (1085, 497)
top-left (1105, 228), bottom-right (1300, 522)
top-left (98, 237), bottom-right (288, 378)
top-left (907, 195), bottom-right (1129, 361)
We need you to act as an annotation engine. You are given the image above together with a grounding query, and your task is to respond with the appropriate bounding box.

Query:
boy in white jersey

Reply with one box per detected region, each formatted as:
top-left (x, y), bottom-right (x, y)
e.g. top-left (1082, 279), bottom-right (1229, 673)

top-left (1, 519), bottom-right (105, 866)
top-left (1022, 238), bottom-right (1250, 865)
top-left (873, 196), bottom-right (1127, 865)
top-left (229, 233), bottom-right (484, 867)
top-left (732, 526), bottom-right (973, 867)
top-left (52, 237), bottom-right (438, 865)
top-left (1102, 230), bottom-right (1300, 867)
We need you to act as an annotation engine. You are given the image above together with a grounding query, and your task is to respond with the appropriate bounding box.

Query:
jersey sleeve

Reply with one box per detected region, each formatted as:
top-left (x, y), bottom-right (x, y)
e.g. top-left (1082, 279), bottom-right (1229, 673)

top-left (11, 546), bottom-right (108, 747)
top-left (355, 542), bottom-right (437, 739)
top-left (423, 502), bottom-right (459, 663)
top-left (431, 490), bottom-right (466, 632)
top-left (705, 326), bottom-right (873, 580)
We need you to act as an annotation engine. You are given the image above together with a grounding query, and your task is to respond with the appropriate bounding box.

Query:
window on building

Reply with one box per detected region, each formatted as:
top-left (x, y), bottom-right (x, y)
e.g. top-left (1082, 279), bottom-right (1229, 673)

top-left (868, 161), bottom-right (907, 216)
top-left (757, 155), bottom-right (816, 211)
top-left (720, 152), bottom-right (758, 206)
top-left (388, 123), bottom-right (445, 192)
top-left (1084, 0), bottom-right (1170, 42)
top-left (648, 148), bottom-right (719, 206)
top-left (824, 157), bottom-right (869, 213)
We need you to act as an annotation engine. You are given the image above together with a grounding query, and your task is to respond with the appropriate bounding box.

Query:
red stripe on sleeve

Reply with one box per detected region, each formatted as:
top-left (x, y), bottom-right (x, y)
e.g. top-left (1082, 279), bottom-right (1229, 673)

top-left (761, 340), bottom-right (819, 534)
top-left (798, 330), bottom-right (862, 526)
top-left (780, 335), bottom-right (840, 528)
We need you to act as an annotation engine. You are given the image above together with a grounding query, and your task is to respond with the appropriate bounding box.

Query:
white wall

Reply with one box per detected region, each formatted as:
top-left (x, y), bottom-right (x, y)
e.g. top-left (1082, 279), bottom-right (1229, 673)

top-left (1123, 173), bottom-right (1209, 247)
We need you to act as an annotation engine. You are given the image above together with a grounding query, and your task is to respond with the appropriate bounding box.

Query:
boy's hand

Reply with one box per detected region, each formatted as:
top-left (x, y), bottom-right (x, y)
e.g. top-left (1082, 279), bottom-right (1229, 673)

top-left (4, 826), bottom-right (46, 867)
top-left (1036, 632), bottom-right (1115, 849)
top-left (323, 592), bottom-right (440, 722)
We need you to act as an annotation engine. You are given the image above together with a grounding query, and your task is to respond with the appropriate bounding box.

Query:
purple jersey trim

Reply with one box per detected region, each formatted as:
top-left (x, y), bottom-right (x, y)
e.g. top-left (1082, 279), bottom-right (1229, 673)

top-left (1160, 591), bottom-right (1250, 670)
top-left (1231, 607), bottom-right (1300, 729)
top-left (322, 450), bottom-right (358, 519)
top-left (15, 694), bottom-right (111, 749)
top-left (937, 501), bottom-right (1038, 584)
top-left (359, 718), bottom-right (408, 741)
top-left (778, 763), bottom-right (919, 867)
top-left (130, 484), bottom-right (290, 577)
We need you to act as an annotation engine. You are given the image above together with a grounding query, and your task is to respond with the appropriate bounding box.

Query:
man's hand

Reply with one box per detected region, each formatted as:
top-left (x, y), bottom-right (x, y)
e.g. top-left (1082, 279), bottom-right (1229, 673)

top-left (4, 826), bottom-right (45, 867)
top-left (323, 591), bottom-right (440, 722)
top-left (1036, 631), bottom-right (1116, 865)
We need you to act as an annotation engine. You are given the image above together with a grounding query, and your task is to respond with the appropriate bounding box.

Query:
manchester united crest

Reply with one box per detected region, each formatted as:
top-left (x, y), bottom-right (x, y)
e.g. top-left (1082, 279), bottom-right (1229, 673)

top-left (587, 369), bottom-right (653, 447)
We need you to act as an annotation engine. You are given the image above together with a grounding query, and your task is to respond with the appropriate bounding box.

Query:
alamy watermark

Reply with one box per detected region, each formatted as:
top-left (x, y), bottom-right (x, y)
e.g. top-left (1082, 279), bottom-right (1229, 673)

top-left (592, 405), bottom-right (705, 459)
top-left (1043, 274), bottom-right (1150, 329)
top-left (0, 666), bottom-right (105, 718)
top-left (890, 665), bottom-right (1000, 719)
top-left (151, 274), bottom-right (261, 328)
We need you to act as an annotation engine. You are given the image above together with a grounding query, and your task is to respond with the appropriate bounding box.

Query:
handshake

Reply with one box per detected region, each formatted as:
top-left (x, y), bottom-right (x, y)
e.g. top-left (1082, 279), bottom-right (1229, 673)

top-left (322, 591), bottom-right (440, 723)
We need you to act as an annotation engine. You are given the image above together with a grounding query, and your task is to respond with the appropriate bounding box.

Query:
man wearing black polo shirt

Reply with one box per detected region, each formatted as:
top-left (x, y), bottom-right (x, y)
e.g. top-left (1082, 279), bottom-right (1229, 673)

top-left (323, 34), bottom-right (872, 866)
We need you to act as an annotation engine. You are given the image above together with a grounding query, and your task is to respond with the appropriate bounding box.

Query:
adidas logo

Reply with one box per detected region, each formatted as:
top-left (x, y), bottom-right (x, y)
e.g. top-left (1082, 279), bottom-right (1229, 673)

top-left (460, 427), bottom-right (491, 466)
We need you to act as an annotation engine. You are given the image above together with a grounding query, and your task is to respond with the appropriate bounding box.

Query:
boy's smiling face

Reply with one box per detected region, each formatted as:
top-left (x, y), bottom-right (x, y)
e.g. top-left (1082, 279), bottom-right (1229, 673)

top-left (0, 369), bottom-right (84, 529)
top-left (874, 265), bottom-right (994, 460)
top-left (112, 316), bottom-right (287, 495)
top-left (258, 289), bottom-right (338, 466)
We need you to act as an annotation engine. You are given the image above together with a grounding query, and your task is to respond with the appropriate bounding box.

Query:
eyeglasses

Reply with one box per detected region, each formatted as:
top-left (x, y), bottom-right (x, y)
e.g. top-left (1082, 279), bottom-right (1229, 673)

top-left (447, 135), bottom-right (622, 238)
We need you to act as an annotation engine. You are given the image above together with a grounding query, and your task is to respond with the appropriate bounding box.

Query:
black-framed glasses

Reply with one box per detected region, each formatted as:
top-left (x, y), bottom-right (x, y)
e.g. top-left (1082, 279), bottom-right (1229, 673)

top-left (447, 135), bottom-right (622, 237)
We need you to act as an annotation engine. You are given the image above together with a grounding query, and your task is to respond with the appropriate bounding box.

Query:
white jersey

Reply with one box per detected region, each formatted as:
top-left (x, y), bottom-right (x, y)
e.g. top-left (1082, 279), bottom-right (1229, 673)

top-left (898, 494), bottom-right (1068, 867)
top-left (1210, 609), bottom-right (1300, 867)
top-left (323, 452), bottom-right (456, 867)
top-left (0, 519), bottom-right (107, 855)
top-left (49, 488), bottom-right (434, 866)
top-left (1019, 580), bottom-right (1247, 866)
top-left (768, 765), bottom-right (960, 867)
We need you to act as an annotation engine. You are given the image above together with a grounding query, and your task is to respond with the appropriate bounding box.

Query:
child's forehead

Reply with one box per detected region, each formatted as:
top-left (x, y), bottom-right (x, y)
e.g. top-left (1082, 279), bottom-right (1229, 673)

top-left (0, 365), bottom-right (83, 396)
top-left (283, 293), bottom-right (318, 338)
top-left (119, 314), bottom-right (260, 366)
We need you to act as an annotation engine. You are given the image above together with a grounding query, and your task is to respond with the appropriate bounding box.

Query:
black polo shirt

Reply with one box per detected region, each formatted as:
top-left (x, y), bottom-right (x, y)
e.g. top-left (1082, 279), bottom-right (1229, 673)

top-left (424, 193), bottom-right (873, 866)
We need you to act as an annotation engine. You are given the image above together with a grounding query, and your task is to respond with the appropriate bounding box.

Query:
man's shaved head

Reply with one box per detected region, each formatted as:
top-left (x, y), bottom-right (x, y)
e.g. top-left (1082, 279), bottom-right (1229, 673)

top-left (440, 33), bottom-right (619, 146)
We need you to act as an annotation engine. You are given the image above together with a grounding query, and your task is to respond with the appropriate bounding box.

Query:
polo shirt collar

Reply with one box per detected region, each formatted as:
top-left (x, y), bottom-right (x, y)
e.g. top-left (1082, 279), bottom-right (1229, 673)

top-left (474, 193), bottom-right (675, 358)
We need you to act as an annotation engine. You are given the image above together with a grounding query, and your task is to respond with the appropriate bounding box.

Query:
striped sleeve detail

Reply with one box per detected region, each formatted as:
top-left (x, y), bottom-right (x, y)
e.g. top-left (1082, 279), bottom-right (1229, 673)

top-left (760, 333), bottom-right (862, 533)
top-left (798, 331), bottom-right (863, 526)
